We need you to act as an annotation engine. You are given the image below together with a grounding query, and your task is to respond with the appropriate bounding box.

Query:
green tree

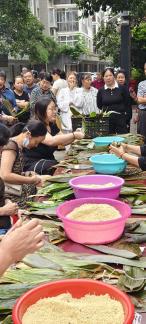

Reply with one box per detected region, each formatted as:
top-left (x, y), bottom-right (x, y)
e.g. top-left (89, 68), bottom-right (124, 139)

top-left (94, 24), bottom-right (120, 65)
top-left (59, 34), bottom-right (88, 61)
top-left (131, 22), bottom-right (146, 69)
top-left (0, 0), bottom-right (58, 63)
top-left (75, 0), bottom-right (146, 19)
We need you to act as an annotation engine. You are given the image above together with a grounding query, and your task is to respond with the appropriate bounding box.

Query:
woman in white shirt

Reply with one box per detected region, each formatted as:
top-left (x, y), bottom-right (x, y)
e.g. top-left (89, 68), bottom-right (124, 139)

top-left (80, 73), bottom-right (99, 115)
top-left (57, 72), bottom-right (83, 132)
top-left (51, 68), bottom-right (67, 98)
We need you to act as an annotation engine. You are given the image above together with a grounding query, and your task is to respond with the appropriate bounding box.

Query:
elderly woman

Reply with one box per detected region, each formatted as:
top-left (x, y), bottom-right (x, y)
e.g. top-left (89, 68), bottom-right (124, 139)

top-left (0, 120), bottom-right (47, 207)
top-left (57, 72), bottom-right (83, 132)
top-left (23, 96), bottom-right (84, 175)
top-left (78, 73), bottom-right (99, 116)
top-left (97, 68), bottom-right (130, 134)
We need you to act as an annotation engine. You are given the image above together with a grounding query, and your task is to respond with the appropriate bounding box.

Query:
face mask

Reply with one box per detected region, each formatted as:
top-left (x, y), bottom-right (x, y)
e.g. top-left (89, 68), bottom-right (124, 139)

top-left (23, 137), bottom-right (30, 148)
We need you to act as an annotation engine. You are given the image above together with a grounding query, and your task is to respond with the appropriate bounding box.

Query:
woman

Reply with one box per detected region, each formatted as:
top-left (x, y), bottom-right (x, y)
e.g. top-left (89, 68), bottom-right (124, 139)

top-left (79, 73), bottom-right (98, 115)
top-left (116, 69), bottom-right (137, 131)
top-left (51, 68), bottom-right (67, 98)
top-left (110, 142), bottom-right (146, 171)
top-left (13, 75), bottom-right (30, 123)
top-left (0, 120), bottom-right (47, 207)
top-left (0, 123), bottom-right (18, 231)
top-left (57, 72), bottom-right (83, 131)
top-left (23, 96), bottom-right (84, 175)
top-left (97, 68), bottom-right (130, 134)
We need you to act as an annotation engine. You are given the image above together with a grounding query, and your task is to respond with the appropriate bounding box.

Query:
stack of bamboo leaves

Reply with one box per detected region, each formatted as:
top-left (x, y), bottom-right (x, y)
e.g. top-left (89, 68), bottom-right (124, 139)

top-left (1, 240), bottom-right (146, 320)
top-left (120, 184), bottom-right (146, 216)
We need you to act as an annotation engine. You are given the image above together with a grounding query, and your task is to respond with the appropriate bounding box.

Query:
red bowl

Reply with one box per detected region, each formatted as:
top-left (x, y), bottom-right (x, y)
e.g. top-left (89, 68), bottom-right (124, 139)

top-left (12, 279), bottom-right (134, 324)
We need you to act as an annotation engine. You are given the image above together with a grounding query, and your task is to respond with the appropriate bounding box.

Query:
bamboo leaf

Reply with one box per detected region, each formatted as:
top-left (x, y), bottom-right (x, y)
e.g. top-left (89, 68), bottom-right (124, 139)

top-left (1, 315), bottom-right (13, 324)
top-left (120, 186), bottom-right (140, 195)
top-left (85, 244), bottom-right (138, 259)
top-left (23, 253), bottom-right (63, 271)
top-left (118, 274), bottom-right (145, 292)
top-left (70, 107), bottom-right (82, 117)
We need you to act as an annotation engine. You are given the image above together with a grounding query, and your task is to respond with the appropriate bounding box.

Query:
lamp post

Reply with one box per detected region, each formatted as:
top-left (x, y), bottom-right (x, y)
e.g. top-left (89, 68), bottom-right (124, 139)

top-left (120, 11), bottom-right (131, 80)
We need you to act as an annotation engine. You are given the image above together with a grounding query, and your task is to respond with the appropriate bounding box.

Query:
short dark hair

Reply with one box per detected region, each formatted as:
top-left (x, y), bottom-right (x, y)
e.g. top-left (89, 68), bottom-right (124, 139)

top-left (52, 68), bottom-right (61, 76)
top-left (0, 124), bottom-right (10, 146)
top-left (81, 73), bottom-right (92, 81)
top-left (23, 119), bottom-right (47, 137)
top-left (10, 120), bottom-right (47, 137)
top-left (10, 123), bottom-right (25, 137)
top-left (103, 68), bottom-right (115, 77)
top-left (0, 70), bottom-right (6, 81)
top-left (40, 72), bottom-right (53, 83)
top-left (116, 69), bottom-right (126, 78)
top-left (35, 96), bottom-right (57, 124)
top-left (52, 68), bottom-right (66, 79)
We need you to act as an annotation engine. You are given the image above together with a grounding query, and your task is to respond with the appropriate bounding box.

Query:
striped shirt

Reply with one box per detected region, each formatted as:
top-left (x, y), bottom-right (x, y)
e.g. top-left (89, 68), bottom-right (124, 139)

top-left (137, 80), bottom-right (146, 110)
top-left (80, 86), bottom-right (99, 115)
top-left (30, 86), bottom-right (55, 116)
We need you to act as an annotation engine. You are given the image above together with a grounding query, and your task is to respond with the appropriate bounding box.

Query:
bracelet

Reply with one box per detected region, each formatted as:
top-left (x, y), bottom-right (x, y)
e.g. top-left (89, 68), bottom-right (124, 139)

top-left (120, 152), bottom-right (126, 159)
top-left (72, 132), bottom-right (76, 140)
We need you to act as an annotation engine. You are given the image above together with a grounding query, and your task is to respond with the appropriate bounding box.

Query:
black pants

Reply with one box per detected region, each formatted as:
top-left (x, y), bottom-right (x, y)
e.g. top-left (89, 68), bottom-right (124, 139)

top-left (109, 114), bottom-right (128, 134)
top-left (24, 159), bottom-right (57, 175)
top-left (137, 110), bottom-right (146, 138)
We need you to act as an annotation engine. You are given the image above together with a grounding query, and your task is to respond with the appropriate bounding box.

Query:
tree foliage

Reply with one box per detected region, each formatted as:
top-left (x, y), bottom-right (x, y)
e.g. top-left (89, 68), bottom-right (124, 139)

top-left (131, 22), bottom-right (146, 69)
top-left (75, 0), bottom-right (146, 19)
top-left (94, 24), bottom-right (120, 66)
top-left (59, 34), bottom-right (88, 61)
top-left (0, 0), bottom-right (58, 63)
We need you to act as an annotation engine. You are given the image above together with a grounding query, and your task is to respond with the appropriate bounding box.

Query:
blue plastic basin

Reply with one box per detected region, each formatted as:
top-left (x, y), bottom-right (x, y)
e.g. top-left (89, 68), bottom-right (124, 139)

top-left (93, 136), bottom-right (125, 147)
top-left (89, 154), bottom-right (127, 174)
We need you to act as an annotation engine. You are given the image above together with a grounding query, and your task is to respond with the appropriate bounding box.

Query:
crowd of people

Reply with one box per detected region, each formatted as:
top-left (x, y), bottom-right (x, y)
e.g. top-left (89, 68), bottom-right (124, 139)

top-left (0, 62), bottom-right (146, 274)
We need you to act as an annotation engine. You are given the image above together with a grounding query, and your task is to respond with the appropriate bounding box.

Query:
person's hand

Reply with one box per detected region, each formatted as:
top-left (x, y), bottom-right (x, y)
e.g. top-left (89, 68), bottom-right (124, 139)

top-left (3, 115), bottom-right (17, 124)
top-left (133, 113), bottom-right (139, 124)
top-left (74, 131), bottom-right (84, 140)
top-left (29, 175), bottom-right (43, 186)
top-left (1, 202), bottom-right (18, 216)
top-left (1, 219), bottom-right (45, 263)
top-left (109, 144), bottom-right (125, 158)
top-left (68, 80), bottom-right (76, 90)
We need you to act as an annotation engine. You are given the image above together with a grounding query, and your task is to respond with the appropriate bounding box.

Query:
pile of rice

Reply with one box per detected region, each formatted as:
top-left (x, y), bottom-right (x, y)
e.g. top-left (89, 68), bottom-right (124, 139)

top-left (22, 293), bottom-right (124, 324)
top-left (66, 203), bottom-right (120, 222)
top-left (78, 183), bottom-right (114, 189)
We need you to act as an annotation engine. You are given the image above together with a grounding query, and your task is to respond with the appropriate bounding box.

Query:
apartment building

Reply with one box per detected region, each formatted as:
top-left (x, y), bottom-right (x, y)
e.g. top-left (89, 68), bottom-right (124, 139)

top-left (27, 0), bottom-right (109, 71)
top-left (29, 0), bottom-right (93, 51)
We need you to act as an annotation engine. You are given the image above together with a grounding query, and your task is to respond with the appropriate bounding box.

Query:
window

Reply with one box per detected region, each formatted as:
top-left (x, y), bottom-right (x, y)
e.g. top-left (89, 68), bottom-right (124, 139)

top-left (54, 0), bottom-right (74, 4)
top-left (58, 35), bottom-right (76, 46)
top-left (57, 9), bottom-right (79, 32)
top-left (92, 25), bottom-right (96, 35)
top-left (49, 8), bottom-right (57, 27)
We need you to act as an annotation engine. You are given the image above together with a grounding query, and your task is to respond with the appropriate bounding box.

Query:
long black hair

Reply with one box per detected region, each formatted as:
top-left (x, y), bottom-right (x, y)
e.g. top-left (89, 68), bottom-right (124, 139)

top-left (35, 96), bottom-right (57, 124)
top-left (0, 124), bottom-right (10, 146)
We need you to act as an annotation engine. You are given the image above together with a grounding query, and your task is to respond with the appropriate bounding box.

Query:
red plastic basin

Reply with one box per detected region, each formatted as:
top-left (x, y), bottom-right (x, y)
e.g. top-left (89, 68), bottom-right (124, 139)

top-left (12, 279), bottom-right (135, 324)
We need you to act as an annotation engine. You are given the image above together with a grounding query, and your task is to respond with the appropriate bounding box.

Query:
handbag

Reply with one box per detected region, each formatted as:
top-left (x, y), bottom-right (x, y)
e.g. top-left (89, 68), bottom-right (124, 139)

top-left (4, 183), bottom-right (22, 197)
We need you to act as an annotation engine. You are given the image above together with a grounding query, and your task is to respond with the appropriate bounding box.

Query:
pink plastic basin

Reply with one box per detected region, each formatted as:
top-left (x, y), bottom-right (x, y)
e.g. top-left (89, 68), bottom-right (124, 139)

top-left (69, 175), bottom-right (124, 199)
top-left (12, 279), bottom-right (135, 324)
top-left (56, 197), bottom-right (131, 244)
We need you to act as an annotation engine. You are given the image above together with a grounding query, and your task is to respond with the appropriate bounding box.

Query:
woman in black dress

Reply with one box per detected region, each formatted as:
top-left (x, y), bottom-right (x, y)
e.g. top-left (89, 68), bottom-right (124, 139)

top-left (97, 68), bottom-right (131, 134)
top-left (23, 96), bottom-right (84, 175)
